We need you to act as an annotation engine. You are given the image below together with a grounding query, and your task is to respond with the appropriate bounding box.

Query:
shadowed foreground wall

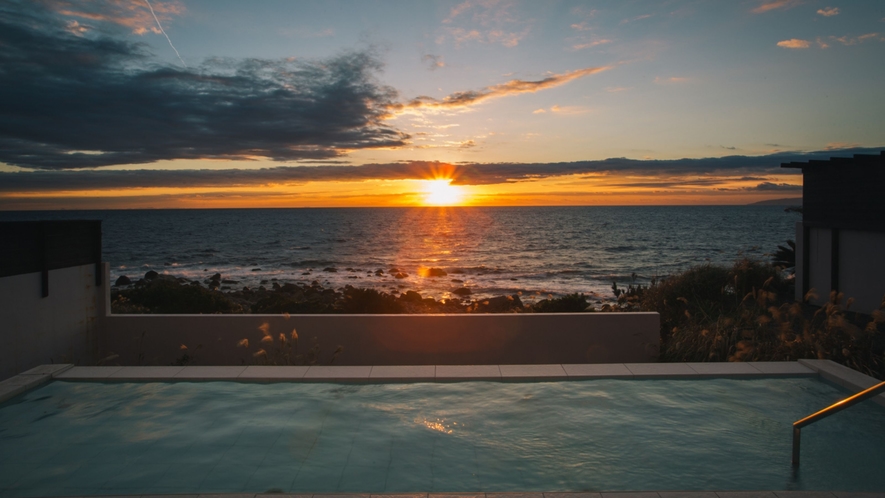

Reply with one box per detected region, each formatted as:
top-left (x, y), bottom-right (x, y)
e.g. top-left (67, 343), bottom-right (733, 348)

top-left (0, 264), bottom-right (105, 379)
top-left (101, 312), bottom-right (660, 366)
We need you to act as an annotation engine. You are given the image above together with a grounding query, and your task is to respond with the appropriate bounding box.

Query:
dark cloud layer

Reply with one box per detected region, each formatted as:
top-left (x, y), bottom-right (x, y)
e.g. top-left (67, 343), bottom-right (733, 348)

top-left (0, 2), bottom-right (406, 170)
top-left (2, 148), bottom-right (881, 192)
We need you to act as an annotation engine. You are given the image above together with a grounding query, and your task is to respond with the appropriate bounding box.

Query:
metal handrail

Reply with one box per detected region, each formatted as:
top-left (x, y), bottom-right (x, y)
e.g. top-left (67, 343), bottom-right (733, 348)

top-left (792, 379), bottom-right (885, 466)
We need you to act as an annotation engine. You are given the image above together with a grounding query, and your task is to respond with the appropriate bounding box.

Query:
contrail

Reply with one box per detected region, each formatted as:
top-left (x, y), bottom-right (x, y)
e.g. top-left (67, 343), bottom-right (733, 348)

top-left (144, 0), bottom-right (187, 68)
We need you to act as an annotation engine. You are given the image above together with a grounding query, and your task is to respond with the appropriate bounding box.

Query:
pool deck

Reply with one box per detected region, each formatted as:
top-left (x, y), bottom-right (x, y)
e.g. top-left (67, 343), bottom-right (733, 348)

top-left (2, 361), bottom-right (884, 496)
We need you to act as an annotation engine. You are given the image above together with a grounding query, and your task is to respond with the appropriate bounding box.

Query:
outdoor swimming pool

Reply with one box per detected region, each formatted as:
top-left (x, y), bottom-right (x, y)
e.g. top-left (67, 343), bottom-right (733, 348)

top-left (0, 377), bottom-right (883, 496)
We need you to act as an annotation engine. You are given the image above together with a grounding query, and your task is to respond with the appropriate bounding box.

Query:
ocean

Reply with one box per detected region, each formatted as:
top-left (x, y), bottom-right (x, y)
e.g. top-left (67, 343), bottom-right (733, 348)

top-left (0, 206), bottom-right (799, 302)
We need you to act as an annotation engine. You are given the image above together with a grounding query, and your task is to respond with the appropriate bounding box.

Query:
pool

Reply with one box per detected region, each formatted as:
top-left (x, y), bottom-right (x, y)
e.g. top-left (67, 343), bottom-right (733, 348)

top-left (1, 375), bottom-right (884, 496)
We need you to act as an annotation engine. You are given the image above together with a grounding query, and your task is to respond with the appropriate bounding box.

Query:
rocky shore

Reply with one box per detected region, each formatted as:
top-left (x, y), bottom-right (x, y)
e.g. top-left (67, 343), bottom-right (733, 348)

top-left (111, 271), bottom-right (597, 314)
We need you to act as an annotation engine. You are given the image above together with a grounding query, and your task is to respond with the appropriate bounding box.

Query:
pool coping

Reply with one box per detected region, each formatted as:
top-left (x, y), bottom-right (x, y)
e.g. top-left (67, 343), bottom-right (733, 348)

top-left (8, 490), bottom-right (885, 497)
top-left (3, 360), bottom-right (885, 408)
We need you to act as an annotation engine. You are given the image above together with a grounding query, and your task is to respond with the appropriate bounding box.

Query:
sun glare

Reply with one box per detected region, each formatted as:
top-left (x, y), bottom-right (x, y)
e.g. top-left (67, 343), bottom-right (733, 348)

top-left (423, 179), bottom-right (464, 206)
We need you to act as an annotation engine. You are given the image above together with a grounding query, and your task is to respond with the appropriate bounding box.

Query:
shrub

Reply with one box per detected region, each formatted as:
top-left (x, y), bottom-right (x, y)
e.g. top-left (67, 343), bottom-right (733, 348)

top-left (113, 279), bottom-right (241, 314)
top-left (338, 286), bottom-right (403, 314)
top-left (251, 294), bottom-right (334, 314)
top-left (533, 293), bottom-right (591, 313)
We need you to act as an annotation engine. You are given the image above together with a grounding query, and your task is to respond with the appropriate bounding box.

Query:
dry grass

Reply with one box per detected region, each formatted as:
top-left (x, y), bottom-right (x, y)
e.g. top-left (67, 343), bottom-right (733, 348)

top-left (638, 259), bottom-right (885, 379)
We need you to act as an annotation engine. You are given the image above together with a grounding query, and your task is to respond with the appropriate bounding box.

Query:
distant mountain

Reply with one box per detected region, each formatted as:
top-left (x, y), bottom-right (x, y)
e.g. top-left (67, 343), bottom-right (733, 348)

top-left (750, 197), bottom-right (802, 206)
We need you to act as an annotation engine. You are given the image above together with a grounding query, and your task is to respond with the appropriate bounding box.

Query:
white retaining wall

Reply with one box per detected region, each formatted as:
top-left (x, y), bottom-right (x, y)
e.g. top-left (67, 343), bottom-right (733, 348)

top-left (0, 264), bottom-right (106, 380)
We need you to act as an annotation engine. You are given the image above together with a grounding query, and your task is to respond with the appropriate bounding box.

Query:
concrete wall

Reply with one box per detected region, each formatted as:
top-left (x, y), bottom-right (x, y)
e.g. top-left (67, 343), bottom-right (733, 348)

top-left (102, 312), bottom-right (660, 367)
top-left (839, 230), bottom-right (885, 313)
top-left (796, 222), bottom-right (885, 313)
top-left (0, 263), bottom-right (105, 380)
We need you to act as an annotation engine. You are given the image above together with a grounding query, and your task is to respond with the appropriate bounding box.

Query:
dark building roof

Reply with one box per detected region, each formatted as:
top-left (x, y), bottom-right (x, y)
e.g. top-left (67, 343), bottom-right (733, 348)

top-left (782, 151), bottom-right (885, 232)
top-left (782, 151), bottom-right (885, 170)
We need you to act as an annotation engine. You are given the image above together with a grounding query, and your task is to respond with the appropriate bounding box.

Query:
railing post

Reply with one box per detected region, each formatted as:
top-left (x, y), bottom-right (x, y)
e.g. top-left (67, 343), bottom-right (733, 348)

top-left (792, 426), bottom-right (801, 467)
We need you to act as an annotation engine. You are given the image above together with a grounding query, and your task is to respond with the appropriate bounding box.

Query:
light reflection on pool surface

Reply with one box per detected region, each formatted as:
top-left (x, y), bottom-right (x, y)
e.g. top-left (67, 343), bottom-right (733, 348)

top-left (0, 378), bottom-right (883, 496)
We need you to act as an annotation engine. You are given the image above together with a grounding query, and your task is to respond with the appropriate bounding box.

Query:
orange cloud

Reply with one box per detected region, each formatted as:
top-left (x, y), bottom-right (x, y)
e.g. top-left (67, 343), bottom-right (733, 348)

top-left (752, 0), bottom-right (802, 14)
top-left (53, 0), bottom-right (185, 35)
top-left (571, 39), bottom-right (612, 51)
top-left (817, 7), bottom-right (840, 16)
top-left (777, 38), bottom-right (811, 49)
top-left (396, 66), bottom-right (611, 111)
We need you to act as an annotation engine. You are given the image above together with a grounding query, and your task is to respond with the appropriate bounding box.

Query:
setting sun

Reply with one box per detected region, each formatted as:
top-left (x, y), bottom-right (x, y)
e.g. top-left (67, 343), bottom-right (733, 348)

top-left (422, 179), bottom-right (464, 206)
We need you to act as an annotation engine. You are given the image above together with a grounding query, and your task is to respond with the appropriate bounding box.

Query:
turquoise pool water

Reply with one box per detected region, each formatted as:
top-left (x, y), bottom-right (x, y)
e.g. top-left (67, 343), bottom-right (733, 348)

top-left (0, 378), bottom-right (883, 496)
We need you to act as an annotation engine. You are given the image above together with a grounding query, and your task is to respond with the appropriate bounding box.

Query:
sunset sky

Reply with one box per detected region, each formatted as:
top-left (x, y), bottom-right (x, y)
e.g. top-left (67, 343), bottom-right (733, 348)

top-left (1, 0), bottom-right (883, 209)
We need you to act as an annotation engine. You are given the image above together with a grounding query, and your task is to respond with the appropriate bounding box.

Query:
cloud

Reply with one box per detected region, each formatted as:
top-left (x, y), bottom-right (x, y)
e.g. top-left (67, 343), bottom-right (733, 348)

top-left (748, 182), bottom-right (802, 191)
top-left (829, 33), bottom-right (884, 45)
top-left (620, 14), bottom-right (652, 25)
top-left (751, 0), bottom-right (802, 14)
top-left (777, 38), bottom-right (812, 49)
top-left (396, 66), bottom-right (610, 111)
top-left (532, 108), bottom-right (546, 114)
top-left (654, 76), bottom-right (690, 84)
top-left (421, 54), bottom-right (446, 70)
top-left (439, 0), bottom-right (530, 48)
top-left (783, 33), bottom-right (884, 50)
top-left (571, 39), bottom-right (612, 51)
top-left (817, 7), bottom-right (840, 16)
top-left (3, 148), bottom-right (880, 192)
top-left (0, 3), bottom-right (407, 170)
top-left (51, 0), bottom-right (185, 35)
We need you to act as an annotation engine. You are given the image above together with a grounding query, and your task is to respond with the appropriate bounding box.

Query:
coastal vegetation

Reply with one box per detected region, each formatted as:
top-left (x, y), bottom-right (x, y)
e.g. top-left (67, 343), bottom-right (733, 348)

top-left (110, 251), bottom-right (884, 379)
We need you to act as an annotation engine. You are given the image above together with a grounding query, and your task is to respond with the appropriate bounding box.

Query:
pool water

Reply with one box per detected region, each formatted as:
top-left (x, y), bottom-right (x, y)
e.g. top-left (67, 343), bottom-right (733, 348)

top-left (0, 378), bottom-right (883, 496)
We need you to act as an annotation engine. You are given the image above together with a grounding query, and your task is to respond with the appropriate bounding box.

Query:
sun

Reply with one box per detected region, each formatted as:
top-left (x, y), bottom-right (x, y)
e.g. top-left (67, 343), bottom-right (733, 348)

top-left (422, 179), bottom-right (464, 206)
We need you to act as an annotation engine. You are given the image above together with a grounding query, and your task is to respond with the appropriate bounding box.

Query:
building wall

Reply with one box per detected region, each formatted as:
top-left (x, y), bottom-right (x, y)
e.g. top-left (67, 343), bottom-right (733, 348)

top-left (0, 263), bottom-right (105, 380)
top-left (796, 223), bottom-right (885, 313)
top-left (102, 312), bottom-right (661, 366)
top-left (839, 230), bottom-right (885, 313)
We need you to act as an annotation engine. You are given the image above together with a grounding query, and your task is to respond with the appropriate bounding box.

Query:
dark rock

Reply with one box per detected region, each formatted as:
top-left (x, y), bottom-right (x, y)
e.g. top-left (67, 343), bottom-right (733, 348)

top-left (452, 287), bottom-right (472, 296)
top-left (251, 268), bottom-right (262, 271)
top-left (144, 270), bottom-right (159, 280)
top-left (115, 275), bottom-right (132, 286)
top-left (260, 279), bottom-right (269, 284)
top-left (475, 294), bottom-right (523, 313)
top-left (280, 283), bottom-right (298, 293)
top-left (323, 267), bottom-right (338, 272)
top-left (301, 272), bottom-right (311, 275)
top-left (242, 287), bottom-right (251, 292)
top-left (451, 279), bottom-right (463, 283)
top-left (258, 286), bottom-right (267, 291)
top-left (400, 291), bottom-right (423, 302)
top-left (221, 279), bottom-right (238, 284)
top-left (389, 268), bottom-right (401, 273)
top-left (272, 282), bottom-right (281, 290)
top-left (394, 272), bottom-right (408, 279)
top-left (450, 269), bottom-right (465, 274)
top-left (423, 267), bottom-right (447, 277)
top-left (221, 286), bottom-right (231, 290)
top-left (210, 273), bottom-right (222, 281)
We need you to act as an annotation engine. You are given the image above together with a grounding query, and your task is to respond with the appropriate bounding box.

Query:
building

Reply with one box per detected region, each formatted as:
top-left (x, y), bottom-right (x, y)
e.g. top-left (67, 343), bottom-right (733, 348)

top-left (782, 151), bottom-right (885, 313)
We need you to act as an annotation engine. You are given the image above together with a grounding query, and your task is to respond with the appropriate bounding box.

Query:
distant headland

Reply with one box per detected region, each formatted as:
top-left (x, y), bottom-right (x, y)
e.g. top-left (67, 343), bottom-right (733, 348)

top-left (749, 197), bottom-right (802, 206)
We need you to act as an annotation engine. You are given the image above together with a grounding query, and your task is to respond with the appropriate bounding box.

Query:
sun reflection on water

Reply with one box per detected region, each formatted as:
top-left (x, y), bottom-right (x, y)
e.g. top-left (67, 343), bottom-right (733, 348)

top-left (415, 417), bottom-right (456, 434)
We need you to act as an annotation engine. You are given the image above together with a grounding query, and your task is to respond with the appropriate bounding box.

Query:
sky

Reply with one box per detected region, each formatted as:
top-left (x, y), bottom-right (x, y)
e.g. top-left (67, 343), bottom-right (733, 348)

top-left (0, 0), bottom-right (883, 209)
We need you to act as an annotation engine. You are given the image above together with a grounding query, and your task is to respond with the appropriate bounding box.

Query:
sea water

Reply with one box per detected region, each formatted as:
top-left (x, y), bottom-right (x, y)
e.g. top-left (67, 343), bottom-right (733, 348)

top-left (0, 206), bottom-right (799, 300)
